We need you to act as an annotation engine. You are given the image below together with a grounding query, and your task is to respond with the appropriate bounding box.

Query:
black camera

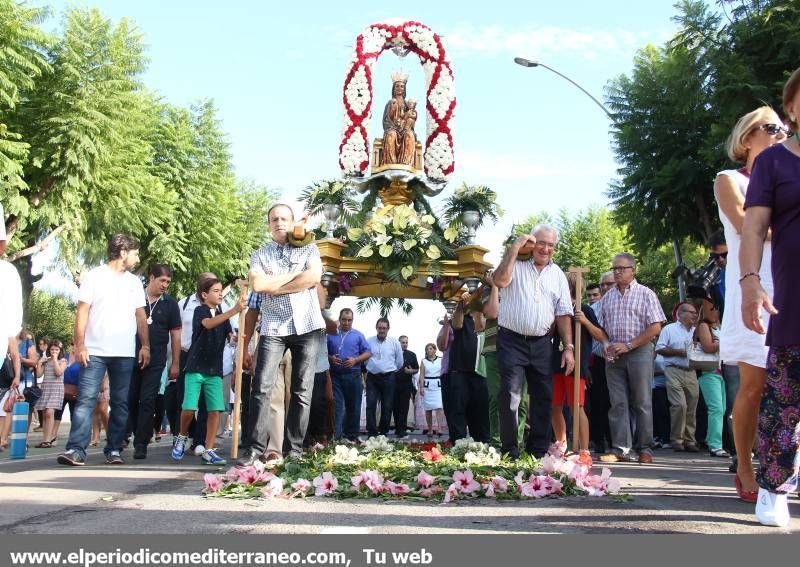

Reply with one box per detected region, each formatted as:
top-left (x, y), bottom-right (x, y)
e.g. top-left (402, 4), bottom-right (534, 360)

top-left (686, 256), bottom-right (722, 300)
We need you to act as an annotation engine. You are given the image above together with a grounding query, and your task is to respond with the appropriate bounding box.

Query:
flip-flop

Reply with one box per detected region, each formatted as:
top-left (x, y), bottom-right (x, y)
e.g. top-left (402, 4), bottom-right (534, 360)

top-left (35, 441), bottom-right (52, 448)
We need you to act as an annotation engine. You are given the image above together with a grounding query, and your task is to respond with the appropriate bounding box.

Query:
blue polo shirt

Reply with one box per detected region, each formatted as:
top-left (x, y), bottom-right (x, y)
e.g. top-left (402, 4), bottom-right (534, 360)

top-left (327, 328), bottom-right (371, 374)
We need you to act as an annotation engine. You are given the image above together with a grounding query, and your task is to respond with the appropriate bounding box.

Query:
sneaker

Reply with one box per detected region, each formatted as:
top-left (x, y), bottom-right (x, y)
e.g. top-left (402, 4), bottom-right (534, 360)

top-left (57, 450), bottom-right (85, 466)
top-left (171, 435), bottom-right (188, 461)
top-left (133, 445), bottom-right (147, 460)
top-left (193, 444), bottom-right (206, 456)
top-left (201, 448), bottom-right (226, 466)
top-left (105, 451), bottom-right (124, 464)
top-left (756, 488), bottom-right (790, 527)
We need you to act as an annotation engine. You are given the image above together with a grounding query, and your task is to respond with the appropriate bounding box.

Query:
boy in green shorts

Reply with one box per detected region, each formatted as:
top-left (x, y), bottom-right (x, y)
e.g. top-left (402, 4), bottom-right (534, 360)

top-left (172, 278), bottom-right (244, 465)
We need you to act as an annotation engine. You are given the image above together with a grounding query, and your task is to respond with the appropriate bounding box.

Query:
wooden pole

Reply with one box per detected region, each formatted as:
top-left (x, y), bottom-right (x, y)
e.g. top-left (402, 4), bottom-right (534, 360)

top-left (230, 279), bottom-right (249, 460)
top-left (568, 267), bottom-right (589, 453)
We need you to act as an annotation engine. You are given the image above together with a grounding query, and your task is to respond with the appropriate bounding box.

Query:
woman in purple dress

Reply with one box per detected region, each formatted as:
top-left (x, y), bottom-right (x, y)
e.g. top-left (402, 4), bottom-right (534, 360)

top-left (740, 66), bottom-right (800, 527)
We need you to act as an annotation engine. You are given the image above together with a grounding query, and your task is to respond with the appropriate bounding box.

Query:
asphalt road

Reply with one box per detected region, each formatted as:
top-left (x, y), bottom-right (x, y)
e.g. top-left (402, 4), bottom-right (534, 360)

top-left (1, 430), bottom-right (797, 534)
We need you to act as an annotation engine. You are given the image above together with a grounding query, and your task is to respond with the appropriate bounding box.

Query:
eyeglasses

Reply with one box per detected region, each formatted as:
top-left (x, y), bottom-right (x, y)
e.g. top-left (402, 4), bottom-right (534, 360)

top-left (611, 266), bottom-right (634, 273)
top-left (600, 282), bottom-right (615, 288)
top-left (758, 123), bottom-right (790, 137)
top-left (711, 251), bottom-right (728, 259)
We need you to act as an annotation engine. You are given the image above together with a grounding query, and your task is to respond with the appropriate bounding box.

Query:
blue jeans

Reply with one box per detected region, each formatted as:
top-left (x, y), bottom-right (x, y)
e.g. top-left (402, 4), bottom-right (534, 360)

top-left (333, 371), bottom-right (363, 440)
top-left (66, 356), bottom-right (135, 459)
top-left (366, 372), bottom-right (395, 436)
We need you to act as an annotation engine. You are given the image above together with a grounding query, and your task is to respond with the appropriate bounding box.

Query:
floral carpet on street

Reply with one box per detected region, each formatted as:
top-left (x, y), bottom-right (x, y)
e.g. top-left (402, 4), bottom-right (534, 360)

top-left (201, 437), bottom-right (621, 502)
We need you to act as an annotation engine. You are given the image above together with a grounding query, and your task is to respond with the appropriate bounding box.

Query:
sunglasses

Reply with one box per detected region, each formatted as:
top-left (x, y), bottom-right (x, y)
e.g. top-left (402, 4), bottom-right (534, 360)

top-left (711, 251), bottom-right (728, 259)
top-left (758, 123), bottom-right (790, 137)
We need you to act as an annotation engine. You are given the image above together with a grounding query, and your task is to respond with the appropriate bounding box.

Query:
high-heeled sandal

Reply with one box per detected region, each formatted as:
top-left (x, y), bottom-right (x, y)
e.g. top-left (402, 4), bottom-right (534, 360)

top-left (735, 473), bottom-right (758, 503)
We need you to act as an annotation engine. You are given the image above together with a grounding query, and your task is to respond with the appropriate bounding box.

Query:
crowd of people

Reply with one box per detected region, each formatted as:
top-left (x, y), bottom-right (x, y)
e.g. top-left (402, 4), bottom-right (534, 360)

top-left (1, 68), bottom-right (800, 529)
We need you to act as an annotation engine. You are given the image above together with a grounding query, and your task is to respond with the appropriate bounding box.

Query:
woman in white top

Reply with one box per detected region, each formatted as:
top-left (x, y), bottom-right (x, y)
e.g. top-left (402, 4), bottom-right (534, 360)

top-left (714, 105), bottom-right (787, 500)
top-left (418, 343), bottom-right (444, 438)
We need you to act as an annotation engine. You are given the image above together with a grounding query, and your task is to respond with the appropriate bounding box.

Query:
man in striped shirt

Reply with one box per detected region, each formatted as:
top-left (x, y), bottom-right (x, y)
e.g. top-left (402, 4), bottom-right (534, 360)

top-left (493, 225), bottom-right (574, 459)
top-left (595, 253), bottom-right (665, 464)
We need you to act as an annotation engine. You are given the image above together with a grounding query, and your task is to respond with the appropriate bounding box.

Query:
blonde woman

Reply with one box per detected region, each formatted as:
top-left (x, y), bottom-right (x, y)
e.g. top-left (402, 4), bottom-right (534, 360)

top-left (714, 105), bottom-right (787, 501)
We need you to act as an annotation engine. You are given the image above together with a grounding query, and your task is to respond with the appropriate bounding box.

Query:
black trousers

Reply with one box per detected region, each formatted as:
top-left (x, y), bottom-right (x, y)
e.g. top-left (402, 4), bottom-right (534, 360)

top-left (449, 370), bottom-right (490, 442)
top-left (393, 372), bottom-right (414, 437)
top-left (306, 371), bottom-right (328, 442)
top-left (366, 372), bottom-right (395, 436)
top-left (153, 393), bottom-right (166, 435)
top-left (652, 386), bottom-right (670, 444)
top-left (440, 373), bottom-right (451, 437)
top-left (166, 351), bottom-right (207, 444)
top-left (496, 329), bottom-right (553, 458)
top-left (127, 358), bottom-right (167, 447)
top-left (588, 355), bottom-right (612, 453)
top-left (238, 371), bottom-right (253, 448)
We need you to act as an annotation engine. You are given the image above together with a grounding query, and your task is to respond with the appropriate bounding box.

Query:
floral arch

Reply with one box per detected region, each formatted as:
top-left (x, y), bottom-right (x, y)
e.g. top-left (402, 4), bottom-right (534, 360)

top-left (338, 20), bottom-right (456, 182)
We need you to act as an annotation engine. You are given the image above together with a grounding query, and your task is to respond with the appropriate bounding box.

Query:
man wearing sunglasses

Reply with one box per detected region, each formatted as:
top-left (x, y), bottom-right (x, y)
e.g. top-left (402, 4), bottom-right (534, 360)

top-left (708, 230), bottom-right (728, 318)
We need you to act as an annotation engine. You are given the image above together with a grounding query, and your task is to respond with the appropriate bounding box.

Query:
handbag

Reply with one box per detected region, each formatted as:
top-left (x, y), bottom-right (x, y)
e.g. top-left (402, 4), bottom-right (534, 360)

top-left (687, 341), bottom-right (720, 371)
top-left (3, 387), bottom-right (24, 414)
top-left (23, 383), bottom-right (42, 405)
top-left (0, 354), bottom-right (13, 389)
top-left (63, 382), bottom-right (78, 402)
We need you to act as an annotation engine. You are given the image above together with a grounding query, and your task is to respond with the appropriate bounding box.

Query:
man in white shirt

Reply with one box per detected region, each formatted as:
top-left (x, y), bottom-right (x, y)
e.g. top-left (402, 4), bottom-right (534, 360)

top-left (365, 317), bottom-right (403, 437)
top-left (492, 225), bottom-right (574, 459)
top-left (656, 302), bottom-right (700, 452)
top-left (0, 204), bottom-right (23, 449)
top-left (58, 234), bottom-right (150, 466)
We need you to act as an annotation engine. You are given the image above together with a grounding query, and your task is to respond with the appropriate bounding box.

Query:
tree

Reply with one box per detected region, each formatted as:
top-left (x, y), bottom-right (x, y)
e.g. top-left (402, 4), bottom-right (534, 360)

top-left (1, 6), bottom-right (276, 298)
top-left (605, 41), bottom-right (717, 252)
top-left (25, 289), bottom-right (76, 346)
top-left (0, 0), bottom-right (50, 195)
top-left (517, 207), bottom-right (630, 284)
top-left (606, 0), bottom-right (800, 253)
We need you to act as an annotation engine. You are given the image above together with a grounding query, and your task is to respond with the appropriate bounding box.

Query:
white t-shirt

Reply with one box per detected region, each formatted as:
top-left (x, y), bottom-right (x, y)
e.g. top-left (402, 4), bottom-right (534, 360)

top-left (179, 294), bottom-right (202, 351)
top-left (0, 260), bottom-right (23, 339)
top-left (79, 265), bottom-right (145, 357)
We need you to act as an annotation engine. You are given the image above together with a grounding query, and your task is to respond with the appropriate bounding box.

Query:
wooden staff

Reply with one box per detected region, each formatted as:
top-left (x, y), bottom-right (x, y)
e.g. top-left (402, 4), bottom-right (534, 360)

top-left (568, 267), bottom-right (589, 453)
top-left (230, 279), bottom-right (249, 460)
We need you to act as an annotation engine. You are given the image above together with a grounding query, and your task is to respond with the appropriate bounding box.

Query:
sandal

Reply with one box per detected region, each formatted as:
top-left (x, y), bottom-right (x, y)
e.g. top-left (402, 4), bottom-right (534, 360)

top-left (710, 448), bottom-right (730, 458)
top-left (35, 441), bottom-right (52, 448)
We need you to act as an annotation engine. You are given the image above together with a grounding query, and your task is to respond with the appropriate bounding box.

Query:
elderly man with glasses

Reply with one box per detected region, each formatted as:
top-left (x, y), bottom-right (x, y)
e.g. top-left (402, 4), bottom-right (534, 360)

top-left (493, 224), bottom-right (574, 459)
top-left (595, 253), bottom-right (666, 464)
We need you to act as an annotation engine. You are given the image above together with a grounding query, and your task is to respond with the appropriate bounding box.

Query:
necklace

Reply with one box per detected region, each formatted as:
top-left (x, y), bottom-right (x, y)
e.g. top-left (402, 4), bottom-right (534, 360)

top-left (146, 293), bottom-right (162, 325)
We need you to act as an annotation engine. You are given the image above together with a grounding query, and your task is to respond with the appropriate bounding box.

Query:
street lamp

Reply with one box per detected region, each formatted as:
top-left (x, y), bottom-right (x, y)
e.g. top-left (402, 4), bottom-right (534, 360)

top-left (513, 56), bottom-right (687, 300)
top-left (513, 57), bottom-right (612, 119)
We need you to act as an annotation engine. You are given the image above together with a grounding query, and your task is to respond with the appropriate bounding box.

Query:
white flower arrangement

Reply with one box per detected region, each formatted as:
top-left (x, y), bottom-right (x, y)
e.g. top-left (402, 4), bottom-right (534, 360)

top-left (330, 444), bottom-right (367, 465)
top-left (363, 435), bottom-right (394, 453)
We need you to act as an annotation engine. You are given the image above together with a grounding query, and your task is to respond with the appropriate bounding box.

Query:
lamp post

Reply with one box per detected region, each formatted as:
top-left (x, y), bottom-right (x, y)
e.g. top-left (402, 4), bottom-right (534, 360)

top-left (514, 56), bottom-right (687, 300)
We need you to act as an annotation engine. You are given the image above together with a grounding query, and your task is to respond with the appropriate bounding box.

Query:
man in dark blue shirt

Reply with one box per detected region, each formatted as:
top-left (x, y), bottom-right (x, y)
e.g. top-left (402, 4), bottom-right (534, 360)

top-left (326, 308), bottom-right (371, 442)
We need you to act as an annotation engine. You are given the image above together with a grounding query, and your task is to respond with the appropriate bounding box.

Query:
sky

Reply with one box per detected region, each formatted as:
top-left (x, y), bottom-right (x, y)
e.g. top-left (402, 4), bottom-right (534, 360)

top-left (32, 0), bottom-right (681, 358)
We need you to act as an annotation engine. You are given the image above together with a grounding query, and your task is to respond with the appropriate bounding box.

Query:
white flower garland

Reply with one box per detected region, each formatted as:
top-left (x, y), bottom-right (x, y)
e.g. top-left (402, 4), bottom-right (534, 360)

top-left (339, 20), bottom-right (456, 182)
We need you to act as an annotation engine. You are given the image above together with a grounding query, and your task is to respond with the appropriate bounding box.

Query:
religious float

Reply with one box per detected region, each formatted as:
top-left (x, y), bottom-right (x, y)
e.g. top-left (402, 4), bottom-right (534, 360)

top-left (309, 19), bottom-right (497, 313)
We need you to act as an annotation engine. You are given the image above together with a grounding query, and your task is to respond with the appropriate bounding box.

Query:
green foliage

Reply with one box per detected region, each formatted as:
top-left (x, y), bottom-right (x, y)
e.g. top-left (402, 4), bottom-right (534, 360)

top-left (0, 5), bottom-right (275, 298)
top-left (441, 183), bottom-right (503, 229)
top-left (25, 289), bottom-right (75, 346)
top-left (0, 0), bottom-right (50, 194)
top-left (516, 207), bottom-right (630, 284)
top-left (300, 180), bottom-right (360, 225)
top-left (606, 0), bottom-right (800, 252)
top-left (355, 296), bottom-right (413, 318)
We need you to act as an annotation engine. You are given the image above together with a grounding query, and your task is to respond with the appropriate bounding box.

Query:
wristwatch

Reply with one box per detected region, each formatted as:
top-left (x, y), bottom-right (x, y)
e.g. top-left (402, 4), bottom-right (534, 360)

top-left (625, 341), bottom-right (633, 351)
